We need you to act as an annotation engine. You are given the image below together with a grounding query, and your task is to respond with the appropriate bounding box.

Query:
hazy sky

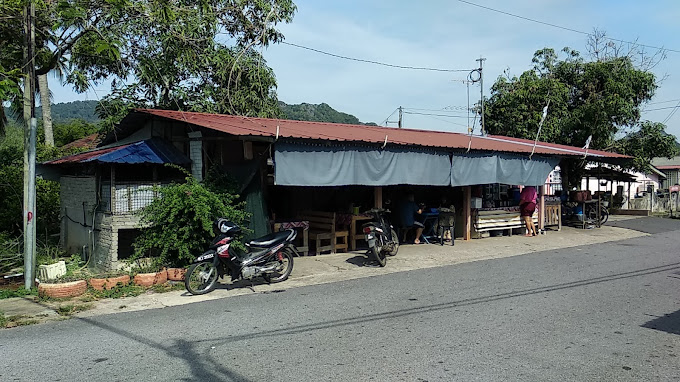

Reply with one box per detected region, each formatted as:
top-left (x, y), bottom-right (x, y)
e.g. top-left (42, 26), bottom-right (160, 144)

top-left (51, 0), bottom-right (680, 140)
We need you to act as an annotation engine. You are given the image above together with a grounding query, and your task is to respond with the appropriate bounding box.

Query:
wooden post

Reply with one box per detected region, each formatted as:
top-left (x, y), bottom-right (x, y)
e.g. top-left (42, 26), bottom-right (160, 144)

top-left (243, 141), bottom-right (253, 160)
top-left (374, 186), bottom-right (383, 209)
top-left (538, 185), bottom-right (545, 231)
top-left (463, 186), bottom-right (471, 241)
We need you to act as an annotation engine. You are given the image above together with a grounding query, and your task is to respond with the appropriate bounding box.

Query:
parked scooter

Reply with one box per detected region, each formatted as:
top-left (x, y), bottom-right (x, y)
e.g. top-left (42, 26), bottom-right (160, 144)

top-left (361, 208), bottom-right (399, 267)
top-left (185, 219), bottom-right (298, 295)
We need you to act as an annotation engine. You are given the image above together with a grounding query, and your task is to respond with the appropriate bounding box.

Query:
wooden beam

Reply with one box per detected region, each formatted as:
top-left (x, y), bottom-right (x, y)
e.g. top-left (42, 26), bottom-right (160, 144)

top-left (538, 185), bottom-right (545, 231)
top-left (243, 141), bottom-right (253, 160)
top-left (374, 186), bottom-right (383, 209)
top-left (463, 186), bottom-right (471, 241)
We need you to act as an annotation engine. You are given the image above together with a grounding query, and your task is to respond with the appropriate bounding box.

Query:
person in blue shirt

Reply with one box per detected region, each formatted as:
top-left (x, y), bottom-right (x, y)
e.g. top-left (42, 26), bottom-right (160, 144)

top-left (398, 194), bottom-right (425, 244)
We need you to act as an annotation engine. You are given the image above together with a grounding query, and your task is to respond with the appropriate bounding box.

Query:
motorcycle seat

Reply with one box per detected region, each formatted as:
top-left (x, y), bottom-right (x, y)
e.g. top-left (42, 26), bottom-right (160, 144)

top-left (249, 230), bottom-right (291, 248)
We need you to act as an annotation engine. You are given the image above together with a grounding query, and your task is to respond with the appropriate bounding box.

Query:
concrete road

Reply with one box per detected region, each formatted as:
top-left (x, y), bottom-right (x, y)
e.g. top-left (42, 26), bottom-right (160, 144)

top-left (1, 220), bottom-right (679, 381)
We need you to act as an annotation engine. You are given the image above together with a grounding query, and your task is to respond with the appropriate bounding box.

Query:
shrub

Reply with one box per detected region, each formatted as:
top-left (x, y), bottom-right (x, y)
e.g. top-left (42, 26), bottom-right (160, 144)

top-left (132, 172), bottom-right (249, 268)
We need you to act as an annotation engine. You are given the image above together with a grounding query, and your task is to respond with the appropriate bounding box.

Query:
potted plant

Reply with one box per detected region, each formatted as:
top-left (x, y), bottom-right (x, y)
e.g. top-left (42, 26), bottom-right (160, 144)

top-left (166, 267), bottom-right (187, 281)
top-left (88, 272), bottom-right (131, 291)
top-left (127, 258), bottom-right (167, 287)
top-left (37, 255), bottom-right (89, 299)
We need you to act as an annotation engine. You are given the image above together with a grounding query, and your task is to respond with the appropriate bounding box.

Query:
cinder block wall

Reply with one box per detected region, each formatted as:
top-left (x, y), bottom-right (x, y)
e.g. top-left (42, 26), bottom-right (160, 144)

top-left (60, 176), bottom-right (97, 256)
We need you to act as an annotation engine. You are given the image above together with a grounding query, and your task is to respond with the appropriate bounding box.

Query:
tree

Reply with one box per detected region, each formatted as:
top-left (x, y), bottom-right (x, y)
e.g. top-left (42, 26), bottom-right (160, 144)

top-left (484, 46), bottom-right (674, 189)
top-left (613, 122), bottom-right (679, 173)
top-left (0, 0), bottom-right (297, 131)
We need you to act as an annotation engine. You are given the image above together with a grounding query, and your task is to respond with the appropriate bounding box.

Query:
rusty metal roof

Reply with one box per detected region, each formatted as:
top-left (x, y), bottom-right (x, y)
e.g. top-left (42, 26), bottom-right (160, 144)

top-left (126, 109), bottom-right (628, 159)
top-left (60, 133), bottom-right (101, 151)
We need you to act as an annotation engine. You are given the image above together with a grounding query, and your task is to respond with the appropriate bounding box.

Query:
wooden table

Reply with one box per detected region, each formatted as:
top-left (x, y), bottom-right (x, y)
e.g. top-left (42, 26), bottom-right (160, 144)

top-left (273, 220), bottom-right (309, 256)
top-left (336, 214), bottom-right (372, 251)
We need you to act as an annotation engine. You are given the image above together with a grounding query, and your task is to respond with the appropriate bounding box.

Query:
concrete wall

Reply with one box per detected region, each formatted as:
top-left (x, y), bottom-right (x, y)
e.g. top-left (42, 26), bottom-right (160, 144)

top-left (91, 213), bottom-right (143, 270)
top-left (60, 176), bottom-right (98, 256)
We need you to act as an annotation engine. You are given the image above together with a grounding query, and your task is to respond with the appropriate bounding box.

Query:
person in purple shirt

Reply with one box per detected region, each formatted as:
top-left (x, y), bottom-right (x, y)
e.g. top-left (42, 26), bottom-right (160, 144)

top-left (519, 186), bottom-right (538, 237)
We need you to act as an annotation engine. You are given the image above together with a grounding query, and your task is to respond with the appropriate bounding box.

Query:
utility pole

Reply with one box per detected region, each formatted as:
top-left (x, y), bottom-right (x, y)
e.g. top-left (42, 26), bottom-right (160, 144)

top-left (476, 57), bottom-right (486, 136)
top-left (23, 1), bottom-right (37, 289)
top-left (398, 106), bottom-right (403, 128)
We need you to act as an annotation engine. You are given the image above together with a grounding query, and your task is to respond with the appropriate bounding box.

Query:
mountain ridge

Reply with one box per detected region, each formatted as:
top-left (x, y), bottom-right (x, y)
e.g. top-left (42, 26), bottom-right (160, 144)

top-left (4, 100), bottom-right (376, 126)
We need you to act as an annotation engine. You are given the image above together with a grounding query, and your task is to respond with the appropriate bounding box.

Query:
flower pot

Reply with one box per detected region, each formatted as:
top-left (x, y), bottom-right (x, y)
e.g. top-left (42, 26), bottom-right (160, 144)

top-left (133, 269), bottom-right (168, 287)
top-left (38, 280), bottom-right (87, 299)
top-left (89, 275), bottom-right (131, 291)
top-left (166, 268), bottom-right (186, 281)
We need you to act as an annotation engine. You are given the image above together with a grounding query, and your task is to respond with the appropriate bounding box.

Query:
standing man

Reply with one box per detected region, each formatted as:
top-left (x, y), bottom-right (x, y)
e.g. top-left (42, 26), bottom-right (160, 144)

top-left (519, 186), bottom-right (538, 237)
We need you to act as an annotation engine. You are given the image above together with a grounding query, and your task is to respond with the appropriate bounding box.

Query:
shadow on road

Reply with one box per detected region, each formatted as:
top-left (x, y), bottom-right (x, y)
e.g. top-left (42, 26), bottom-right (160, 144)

top-left (642, 309), bottom-right (680, 335)
top-left (77, 316), bottom-right (253, 382)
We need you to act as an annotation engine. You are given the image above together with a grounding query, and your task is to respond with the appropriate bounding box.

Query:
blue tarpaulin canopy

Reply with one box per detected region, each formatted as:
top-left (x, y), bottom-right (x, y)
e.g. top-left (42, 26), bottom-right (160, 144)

top-left (91, 138), bottom-right (191, 164)
top-left (46, 138), bottom-right (191, 165)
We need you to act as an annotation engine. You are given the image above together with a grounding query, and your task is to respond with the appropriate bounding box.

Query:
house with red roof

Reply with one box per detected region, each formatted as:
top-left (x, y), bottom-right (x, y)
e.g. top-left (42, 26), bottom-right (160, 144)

top-left (43, 109), bottom-right (629, 270)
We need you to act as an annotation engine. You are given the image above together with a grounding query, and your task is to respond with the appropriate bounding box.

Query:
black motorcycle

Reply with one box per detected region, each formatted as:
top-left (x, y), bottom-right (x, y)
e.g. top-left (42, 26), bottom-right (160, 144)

top-left (361, 208), bottom-right (399, 267)
top-left (185, 219), bottom-right (299, 295)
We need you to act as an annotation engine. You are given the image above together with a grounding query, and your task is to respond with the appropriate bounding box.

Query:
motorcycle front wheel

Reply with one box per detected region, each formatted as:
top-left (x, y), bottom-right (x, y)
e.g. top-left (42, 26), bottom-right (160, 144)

top-left (387, 228), bottom-right (399, 256)
top-left (185, 262), bottom-right (219, 295)
top-left (262, 248), bottom-right (294, 283)
top-left (371, 245), bottom-right (387, 267)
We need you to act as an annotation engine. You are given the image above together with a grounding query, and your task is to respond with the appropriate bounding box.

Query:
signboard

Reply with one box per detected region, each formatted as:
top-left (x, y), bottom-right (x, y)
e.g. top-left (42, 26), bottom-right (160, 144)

top-left (670, 185), bottom-right (680, 193)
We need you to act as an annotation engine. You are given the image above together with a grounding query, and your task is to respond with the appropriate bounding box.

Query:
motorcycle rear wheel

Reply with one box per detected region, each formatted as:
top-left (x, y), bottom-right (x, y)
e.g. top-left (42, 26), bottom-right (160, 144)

top-left (387, 229), bottom-right (399, 256)
top-left (185, 262), bottom-right (219, 295)
top-left (371, 245), bottom-right (387, 267)
top-left (262, 248), bottom-right (294, 283)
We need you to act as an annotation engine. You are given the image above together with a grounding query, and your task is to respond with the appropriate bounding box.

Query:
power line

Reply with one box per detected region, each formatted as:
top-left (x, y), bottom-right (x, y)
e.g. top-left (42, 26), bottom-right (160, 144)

top-left (643, 105), bottom-right (680, 112)
top-left (416, 114), bottom-right (469, 129)
top-left (662, 100), bottom-right (680, 124)
top-left (380, 108), bottom-right (399, 126)
top-left (456, 0), bottom-right (680, 54)
top-left (647, 98), bottom-right (680, 105)
top-left (402, 107), bottom-right (469, 114)
top-left (403, 111), bottom-right (469, 119)
top-left (281, 41), bottom-right (475, 72)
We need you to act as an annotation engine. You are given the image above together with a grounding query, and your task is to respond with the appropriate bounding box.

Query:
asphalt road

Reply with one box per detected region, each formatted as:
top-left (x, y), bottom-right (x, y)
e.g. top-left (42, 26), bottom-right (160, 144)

top-left (1, 218), bottom-right (679, 382)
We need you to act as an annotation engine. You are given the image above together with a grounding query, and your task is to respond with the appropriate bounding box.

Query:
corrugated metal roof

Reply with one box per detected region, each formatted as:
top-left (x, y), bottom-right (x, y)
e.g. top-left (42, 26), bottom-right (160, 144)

top-left (130, 109), bottom-right (628, 159)
top-left (60, 133), bottom-right (101, 151)
top-left (656, 165), bottom-right (680, 170)
top-left (46, 138), bottom-right (190, 165)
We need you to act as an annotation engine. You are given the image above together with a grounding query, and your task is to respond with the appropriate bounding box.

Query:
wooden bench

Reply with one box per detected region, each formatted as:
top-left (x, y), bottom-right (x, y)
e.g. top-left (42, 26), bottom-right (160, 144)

top-left (298, 211), bottom-right (349, 254)
top-left (473, 209), bottom-right (538, 236)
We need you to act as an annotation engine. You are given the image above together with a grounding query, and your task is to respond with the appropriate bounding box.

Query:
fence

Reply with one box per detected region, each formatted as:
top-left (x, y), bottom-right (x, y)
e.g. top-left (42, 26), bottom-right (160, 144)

top-left (627, 194), bottom-right (679, 214)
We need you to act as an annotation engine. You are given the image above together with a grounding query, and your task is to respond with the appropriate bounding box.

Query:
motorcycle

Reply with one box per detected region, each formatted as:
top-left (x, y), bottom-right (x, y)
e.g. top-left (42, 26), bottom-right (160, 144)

top-left (361, 208), bottom-right (399, 267)
top-left (185, 219), bottom-right (299, 295)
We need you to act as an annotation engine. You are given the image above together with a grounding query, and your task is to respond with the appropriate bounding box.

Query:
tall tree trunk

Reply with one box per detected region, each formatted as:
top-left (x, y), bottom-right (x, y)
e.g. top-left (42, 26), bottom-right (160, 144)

top-left (38, 74), bottom-right (54, 146)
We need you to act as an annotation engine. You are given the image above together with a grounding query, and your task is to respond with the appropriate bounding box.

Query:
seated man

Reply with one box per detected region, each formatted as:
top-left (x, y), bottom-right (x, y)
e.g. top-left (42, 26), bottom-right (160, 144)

top-left (398, 194), bottom-right (425, 244)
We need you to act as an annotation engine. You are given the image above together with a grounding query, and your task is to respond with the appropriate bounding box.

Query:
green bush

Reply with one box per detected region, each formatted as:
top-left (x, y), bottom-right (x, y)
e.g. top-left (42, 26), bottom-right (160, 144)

top-left (132, 171), bottom-right (250, 268)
